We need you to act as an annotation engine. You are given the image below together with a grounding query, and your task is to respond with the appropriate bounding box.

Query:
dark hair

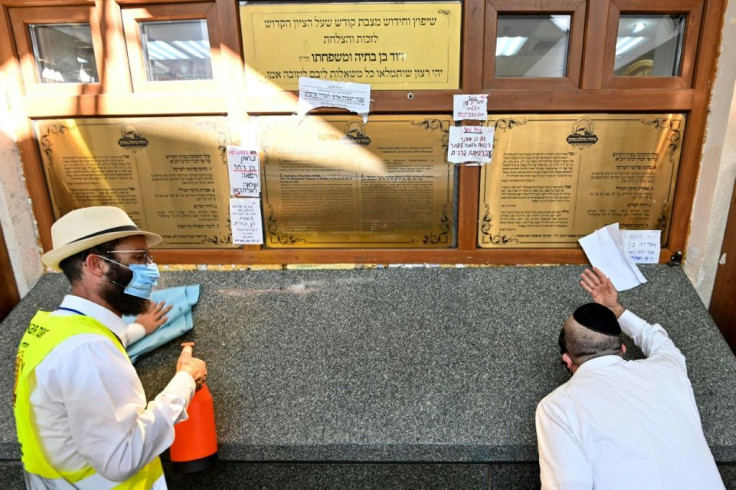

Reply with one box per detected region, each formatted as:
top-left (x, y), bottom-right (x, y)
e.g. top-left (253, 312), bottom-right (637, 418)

top-left (59, 239), bottom-right (120, 283)
top-left (558, 327), bottom-right (568, 355)
top-left (560, 315), bottom-right (623, 365)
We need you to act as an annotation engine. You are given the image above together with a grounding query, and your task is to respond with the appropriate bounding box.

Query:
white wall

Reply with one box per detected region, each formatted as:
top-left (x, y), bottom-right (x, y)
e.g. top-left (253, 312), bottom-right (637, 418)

top-left (0, 71), bottom-right (43, 296)
top-left (685, 5), bottom-right (736, 306)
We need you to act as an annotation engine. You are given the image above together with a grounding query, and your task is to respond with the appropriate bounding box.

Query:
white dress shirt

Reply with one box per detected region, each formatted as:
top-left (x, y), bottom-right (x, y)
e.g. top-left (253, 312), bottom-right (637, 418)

top-left (536, 310), bottom-right (724, 490)
top-left (26, 295), bottom-right (195, 488)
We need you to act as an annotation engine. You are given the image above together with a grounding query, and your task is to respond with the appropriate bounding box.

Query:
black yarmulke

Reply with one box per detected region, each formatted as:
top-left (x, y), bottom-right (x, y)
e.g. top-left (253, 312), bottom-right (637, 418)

top-left (573, 303), bottom-right (621, 336)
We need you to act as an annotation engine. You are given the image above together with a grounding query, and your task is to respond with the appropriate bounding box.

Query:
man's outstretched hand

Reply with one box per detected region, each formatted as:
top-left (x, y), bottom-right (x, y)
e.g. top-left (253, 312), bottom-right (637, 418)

top-left (135, 301), bottom-right (173, 335)
top-left (580, 267), bottom-right (625, 318)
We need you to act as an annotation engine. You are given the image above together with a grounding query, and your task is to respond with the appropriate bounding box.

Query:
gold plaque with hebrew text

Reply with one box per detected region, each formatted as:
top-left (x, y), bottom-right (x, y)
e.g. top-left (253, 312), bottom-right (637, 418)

top-left (258, 115), bottom-right (455, 248)
top-left (35, 117), bottom-right (234, 248)
top-left (479, 114), bottom-right (684, 248)
top-left (241, 2), bottom-right (461, 91)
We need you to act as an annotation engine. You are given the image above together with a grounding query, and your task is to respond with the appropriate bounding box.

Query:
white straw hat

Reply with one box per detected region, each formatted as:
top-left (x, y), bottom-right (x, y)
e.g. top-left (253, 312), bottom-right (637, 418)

top-left (42, 206), bottom-right (162, 271)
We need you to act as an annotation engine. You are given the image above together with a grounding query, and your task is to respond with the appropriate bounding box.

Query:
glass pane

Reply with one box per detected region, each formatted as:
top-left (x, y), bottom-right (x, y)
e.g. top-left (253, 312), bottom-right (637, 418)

top-left (29, 24), bottom-right (98, 84)
top-left (140, 20), bottom-right (213, 82)
top-left (615, 15), bottom-right (685, 77)
top-left (495, 15), bottom-right (570, 78)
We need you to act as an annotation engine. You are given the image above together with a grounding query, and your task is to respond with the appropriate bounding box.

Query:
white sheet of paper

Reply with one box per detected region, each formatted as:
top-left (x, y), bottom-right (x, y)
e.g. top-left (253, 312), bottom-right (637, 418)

top-left (447, 126), bottom-right (495, 164)
top-left (453, 94), bottom-right (488, 121)
top-left (229, 198), bottom-right (263, 244)
top-left (578, 223), bottom-right (647, 291)
top-left (621, 229), bottom-right (661, 263)
top-left (227, 146), bottom-right (260, 197)
top-left (298, 77), bottom-right (371, 122)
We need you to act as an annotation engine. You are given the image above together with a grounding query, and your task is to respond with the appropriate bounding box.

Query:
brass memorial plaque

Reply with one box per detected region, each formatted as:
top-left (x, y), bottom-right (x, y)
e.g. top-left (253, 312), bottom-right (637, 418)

top-left (241, 2), bottom-right (461, 91)
top-left (478, 114), bottom-right (685, 248)
top-left (258, 115), bottom-right (455, 248)
top-left (35, 117), bottom-right (234, 248)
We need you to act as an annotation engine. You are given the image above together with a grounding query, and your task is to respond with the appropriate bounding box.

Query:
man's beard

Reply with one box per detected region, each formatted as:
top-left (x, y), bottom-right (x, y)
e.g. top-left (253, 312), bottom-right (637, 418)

top-left (101, 261), bottom-right (150, 316)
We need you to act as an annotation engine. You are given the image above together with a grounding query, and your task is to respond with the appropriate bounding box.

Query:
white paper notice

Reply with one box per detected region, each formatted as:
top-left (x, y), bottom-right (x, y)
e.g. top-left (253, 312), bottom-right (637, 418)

top-left (229, 198), bottom-right (263, 245)
top-left (578, 223), bottom-right (647, 291)
top-left (447, 126), bottom-right (495, 164)
top-left (227, 146), bottom-right (260, 197)
top-left (298, 77), bottom-right (371, 121)
top-left (453, 94), bottom-right (488, 121)
top-left (622, 229), bottom-right (661, 264)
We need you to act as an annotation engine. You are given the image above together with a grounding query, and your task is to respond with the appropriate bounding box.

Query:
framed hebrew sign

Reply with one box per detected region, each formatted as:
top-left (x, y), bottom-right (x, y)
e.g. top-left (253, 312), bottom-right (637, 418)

top-left (35, 116), bottom-right (234, 248)
top-left (258, 114), bottom-right (455, 248)
top-left (241, 2), bottom-right (462, 90)
top-left (479, 113), bottom-right (685, 248)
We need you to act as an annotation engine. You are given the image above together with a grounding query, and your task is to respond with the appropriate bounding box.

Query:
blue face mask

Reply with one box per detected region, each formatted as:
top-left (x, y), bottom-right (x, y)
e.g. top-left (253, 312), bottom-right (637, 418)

top-left (98, 256), bottom-right (160, 299)
top-left (123, 263), bottom-right (160, 299)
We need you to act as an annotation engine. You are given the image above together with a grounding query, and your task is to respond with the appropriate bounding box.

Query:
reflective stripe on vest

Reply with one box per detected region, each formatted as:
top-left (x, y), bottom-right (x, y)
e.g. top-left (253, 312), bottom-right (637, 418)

top-left (24, 468), bottom-right (167, 490)
top-left (14, 311), bottom-right (164, 489)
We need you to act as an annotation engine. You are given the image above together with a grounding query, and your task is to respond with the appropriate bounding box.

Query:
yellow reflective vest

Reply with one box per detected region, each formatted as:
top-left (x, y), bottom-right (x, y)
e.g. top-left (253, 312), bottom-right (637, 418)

top-left (13, 311), bottom-right (164, 489)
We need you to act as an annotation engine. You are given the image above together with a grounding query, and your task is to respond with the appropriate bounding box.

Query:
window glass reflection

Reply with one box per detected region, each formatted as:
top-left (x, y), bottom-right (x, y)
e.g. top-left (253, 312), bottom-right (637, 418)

top-left (29, 24), bottom-right (98, 84)
top-left (615, 15), bottom-right (685, 77)
top-left (495, 15), bottom-right (570, 78)
top-left (140, 20), bottom-right (213, 82)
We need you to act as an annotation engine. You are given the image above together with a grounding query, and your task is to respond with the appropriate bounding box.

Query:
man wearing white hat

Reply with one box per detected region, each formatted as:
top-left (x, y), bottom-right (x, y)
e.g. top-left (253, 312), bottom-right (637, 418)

top-left (13, 206), bottom-right (207, 489)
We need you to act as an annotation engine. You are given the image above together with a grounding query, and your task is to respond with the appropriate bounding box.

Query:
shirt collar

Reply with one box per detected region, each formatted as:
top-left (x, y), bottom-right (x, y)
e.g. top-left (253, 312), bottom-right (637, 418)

top-left (574, 354), bottom-right (625, 376)
top-left (58, 295), bottom-right (129, 340)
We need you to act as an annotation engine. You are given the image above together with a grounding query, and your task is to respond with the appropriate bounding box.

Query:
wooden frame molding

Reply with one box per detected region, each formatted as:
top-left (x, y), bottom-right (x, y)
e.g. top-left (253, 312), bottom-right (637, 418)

top-left (9, 5), bottom-right (104, 96)
top-left (0, 0), bottom-right (727, 266)
top-left (482, 0), bottom-right (586, 90)
top-left (121, 2), bottom-right (223, 93)
top-left (601, 0), bottom-right (704, 89)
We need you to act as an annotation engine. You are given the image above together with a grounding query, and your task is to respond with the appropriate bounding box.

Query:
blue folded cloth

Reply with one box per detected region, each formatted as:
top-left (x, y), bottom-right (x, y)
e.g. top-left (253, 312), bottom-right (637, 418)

top-left (124, 284), bottom-right (200, 363)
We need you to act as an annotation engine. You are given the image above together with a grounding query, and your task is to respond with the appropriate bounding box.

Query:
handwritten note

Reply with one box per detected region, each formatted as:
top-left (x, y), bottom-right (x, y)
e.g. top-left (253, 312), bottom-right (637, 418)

top-left (447, 126), bottom-right (494, 164)
top-left (453, 94), bottom-right (488, 121)
top-left (621, 230), bottom-right (661, 264)
top-left (227, 146), bottom-right (260, 197)
top-left (298, 77), bottom-right (371, 121)
top-left (230, 198), bottom-right (263, 245)
top-left (578, 223), bottom-right (647, 291)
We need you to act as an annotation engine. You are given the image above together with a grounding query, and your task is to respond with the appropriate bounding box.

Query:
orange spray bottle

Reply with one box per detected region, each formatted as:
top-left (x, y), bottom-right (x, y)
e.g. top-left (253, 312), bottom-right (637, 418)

top-left (170, 342), bottom-right (218, 473)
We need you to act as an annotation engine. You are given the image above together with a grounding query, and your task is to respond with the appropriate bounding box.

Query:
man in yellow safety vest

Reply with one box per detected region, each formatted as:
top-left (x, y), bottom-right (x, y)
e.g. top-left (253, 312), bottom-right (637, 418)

top-left (13, 206), bottom-right (207, 489)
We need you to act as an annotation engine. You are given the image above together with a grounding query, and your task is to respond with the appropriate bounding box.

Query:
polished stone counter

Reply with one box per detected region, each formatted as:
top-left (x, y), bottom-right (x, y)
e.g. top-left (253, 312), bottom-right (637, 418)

top-left (1, 265), bottom-right (734, 487)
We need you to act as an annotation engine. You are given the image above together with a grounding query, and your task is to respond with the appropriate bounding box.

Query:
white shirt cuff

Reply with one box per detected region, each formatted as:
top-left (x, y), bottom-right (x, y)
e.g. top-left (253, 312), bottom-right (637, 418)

top-left (123, 322), bottom-right (147, 347)
top-left (165, 371), bottom-right (197, 402)
top-left (617, 309), bottom-right (645, 336)
top-left (161, 371), bottom-right (197, 424)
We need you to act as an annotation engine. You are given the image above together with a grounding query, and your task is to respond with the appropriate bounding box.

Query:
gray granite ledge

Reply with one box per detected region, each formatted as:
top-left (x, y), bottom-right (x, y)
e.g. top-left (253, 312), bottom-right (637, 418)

top-left (1, 265), bottom-right (735, 465)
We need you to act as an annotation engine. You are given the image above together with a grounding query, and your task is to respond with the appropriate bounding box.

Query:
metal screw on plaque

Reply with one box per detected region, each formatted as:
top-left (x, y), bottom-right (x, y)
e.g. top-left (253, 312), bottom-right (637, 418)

top-left (407, 92), bottom-right (414, 100)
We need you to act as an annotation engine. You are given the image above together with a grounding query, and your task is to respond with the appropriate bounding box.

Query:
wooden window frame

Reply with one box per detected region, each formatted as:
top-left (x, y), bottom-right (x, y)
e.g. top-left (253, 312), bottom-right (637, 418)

top-left (601, 0), bottom-right (703, 89)
top-left (0, 0), bottom-right (725, 266)
top-left (482, 0), bottom-right (586, 91)
top-left (121, 2), bottom-right (223, 93)
top-left (9, 5), bottom-right (105, 96)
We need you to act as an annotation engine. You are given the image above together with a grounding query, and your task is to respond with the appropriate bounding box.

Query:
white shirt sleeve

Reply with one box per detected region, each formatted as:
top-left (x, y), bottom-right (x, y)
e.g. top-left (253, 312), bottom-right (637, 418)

top-left (122, 322), bottom-right (147, 347)
top-left (618, 309), bottom-right (686, 372)
top-left (535, 399), bottom-right (593, 490)
top-left (40, 335), bottom-right (196, 482)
